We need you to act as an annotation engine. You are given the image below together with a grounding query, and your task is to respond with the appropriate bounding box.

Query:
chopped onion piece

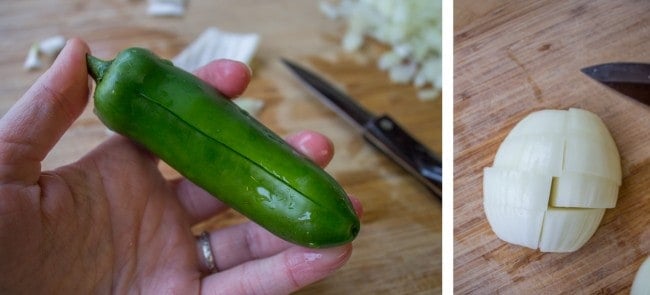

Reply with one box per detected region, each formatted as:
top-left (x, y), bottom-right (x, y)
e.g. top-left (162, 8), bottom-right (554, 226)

top-left (233, 98), bottom-right (265, 118)
top-left (148, 0), bottom-right (186, 17)
top-left (24, 36), bottom-right (69, 72)
top-left (172, 27), bottom-right (260, 72)
top-left (38, 35), bottom-right (66, 57)
top-left (23, 43), bottom-right (42, 71)
top-left (320, 0), bottom-right (441, 100)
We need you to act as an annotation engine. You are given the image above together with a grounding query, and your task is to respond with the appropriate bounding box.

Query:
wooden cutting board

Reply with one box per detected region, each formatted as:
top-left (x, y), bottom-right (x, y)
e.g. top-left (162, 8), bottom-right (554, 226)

top-left (454, 0), bottom-right (650, 293)
top-left (0, 0), bottom-right (441, 294)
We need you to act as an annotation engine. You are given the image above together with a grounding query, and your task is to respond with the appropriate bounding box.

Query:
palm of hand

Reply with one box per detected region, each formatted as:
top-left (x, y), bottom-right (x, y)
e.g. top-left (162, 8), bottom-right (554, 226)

top-left (2, 137), bottom-right (201, 293)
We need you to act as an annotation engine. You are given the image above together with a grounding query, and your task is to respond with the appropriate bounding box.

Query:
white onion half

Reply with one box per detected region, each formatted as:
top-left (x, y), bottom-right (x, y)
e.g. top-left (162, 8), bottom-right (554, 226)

top-left (631, 256), bottom-right (650, 295)
top-left (483, 108), bottom-right (621, 252)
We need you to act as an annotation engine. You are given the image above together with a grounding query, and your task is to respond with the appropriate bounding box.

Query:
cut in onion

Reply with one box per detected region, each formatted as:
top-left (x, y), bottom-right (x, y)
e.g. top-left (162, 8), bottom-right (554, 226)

top-left (483, 108), bottom-right (621, 252)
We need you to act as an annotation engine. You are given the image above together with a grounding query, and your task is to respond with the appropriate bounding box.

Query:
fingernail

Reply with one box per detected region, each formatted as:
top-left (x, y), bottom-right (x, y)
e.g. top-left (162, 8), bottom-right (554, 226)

top-left (302, 247), bottom-right (347, 262)
top-left (244, 62), bottom-right (253, 76)
top-left (289, 245), bottom-right (352, 270)
top-left (303, 252), bottom-right (323, 262)
top-left (348, 195), bottom-right (363, 218)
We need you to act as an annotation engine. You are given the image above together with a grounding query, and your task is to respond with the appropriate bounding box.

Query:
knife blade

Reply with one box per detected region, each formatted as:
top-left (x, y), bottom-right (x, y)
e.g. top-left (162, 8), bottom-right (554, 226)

top-left (581, 62), bottom-right (650, 105)
top-left (282, 59), bottom-right (442, 200)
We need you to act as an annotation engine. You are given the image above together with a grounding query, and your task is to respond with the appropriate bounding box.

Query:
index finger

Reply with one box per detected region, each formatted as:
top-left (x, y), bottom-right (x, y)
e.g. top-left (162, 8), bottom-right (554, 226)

top-left (193, 59), bottom-right (251, 98)
top-left (0, 38), bottom-right (90, 185)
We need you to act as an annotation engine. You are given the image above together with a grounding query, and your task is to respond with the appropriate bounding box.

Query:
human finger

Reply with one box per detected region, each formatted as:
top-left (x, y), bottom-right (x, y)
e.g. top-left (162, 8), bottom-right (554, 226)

top-left (200, 195), bottom-right (362, 272)
top-left (193, 59), bottom-right (251, 98)
top-left (0, 38), bottom-right (90, 184)
top-left (201, 221), bottom-right (293, 272)
top-left (284, 130), bottom-right (334, 168)
top-left (201, 244), bottom-right (352, 295)
top-left (170, 178), bottom-right (230, 223)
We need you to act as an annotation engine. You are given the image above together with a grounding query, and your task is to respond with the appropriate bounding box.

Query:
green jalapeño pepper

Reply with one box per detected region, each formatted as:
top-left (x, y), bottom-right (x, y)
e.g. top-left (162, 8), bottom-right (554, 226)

top-left (86, 48), bottom-right (359, 248)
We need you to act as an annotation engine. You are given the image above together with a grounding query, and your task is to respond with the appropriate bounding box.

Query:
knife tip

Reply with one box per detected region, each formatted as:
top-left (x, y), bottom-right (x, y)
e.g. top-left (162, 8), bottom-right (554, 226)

top-left (580, 65), bottom-right (595, 73)
top-left (279, 57), bottom-right (294, 67)
top-left (279, 58), bottom-right (304, 75)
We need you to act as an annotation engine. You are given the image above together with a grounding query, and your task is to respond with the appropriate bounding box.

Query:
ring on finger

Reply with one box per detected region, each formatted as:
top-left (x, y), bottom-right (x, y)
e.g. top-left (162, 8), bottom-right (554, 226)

top-left (197, 231), bottom-right (218, 273)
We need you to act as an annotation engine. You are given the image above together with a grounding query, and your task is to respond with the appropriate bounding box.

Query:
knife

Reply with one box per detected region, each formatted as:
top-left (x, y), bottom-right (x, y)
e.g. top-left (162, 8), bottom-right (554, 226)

top-left (282, 59), bottom-right (442, 200)
top-left (581, 62), bottom-right (650, 105)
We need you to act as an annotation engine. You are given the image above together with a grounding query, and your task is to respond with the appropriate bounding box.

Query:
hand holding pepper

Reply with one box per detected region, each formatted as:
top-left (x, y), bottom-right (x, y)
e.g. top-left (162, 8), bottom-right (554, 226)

top-left (0, 38), bottom-right (362, 294)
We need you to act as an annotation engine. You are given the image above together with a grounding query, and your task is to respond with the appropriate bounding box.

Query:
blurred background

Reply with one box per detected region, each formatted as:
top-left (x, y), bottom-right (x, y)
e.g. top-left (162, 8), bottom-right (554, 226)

top-left (0, 0), bottom-right (441, 293)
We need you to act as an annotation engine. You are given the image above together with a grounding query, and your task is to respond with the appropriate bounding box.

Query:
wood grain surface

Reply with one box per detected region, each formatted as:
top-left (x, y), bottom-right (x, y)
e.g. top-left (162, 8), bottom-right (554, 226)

top-left (454, 0), bottom-right (650, 294)
top-left (0, 0), bottom-right (441, 294)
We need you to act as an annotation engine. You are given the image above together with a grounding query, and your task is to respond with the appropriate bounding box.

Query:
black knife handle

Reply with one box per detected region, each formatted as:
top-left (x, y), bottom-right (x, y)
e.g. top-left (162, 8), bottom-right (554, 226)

top-left (362, 115), bottom-right (442, 200)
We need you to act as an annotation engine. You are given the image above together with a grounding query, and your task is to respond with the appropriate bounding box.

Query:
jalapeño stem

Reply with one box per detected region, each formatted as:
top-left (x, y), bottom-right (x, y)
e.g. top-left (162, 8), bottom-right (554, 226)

top-left (86, 54), bottom-right (112, 82)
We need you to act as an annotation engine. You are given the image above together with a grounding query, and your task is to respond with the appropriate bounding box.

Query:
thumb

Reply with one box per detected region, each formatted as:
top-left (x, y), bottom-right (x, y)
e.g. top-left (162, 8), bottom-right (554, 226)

top-left (0, 38), bottom-right (91, 185)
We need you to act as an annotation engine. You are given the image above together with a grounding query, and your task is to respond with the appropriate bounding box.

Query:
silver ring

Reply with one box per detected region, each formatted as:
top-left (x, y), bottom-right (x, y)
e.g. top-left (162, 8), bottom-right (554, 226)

top-left (197, 231), bottom-right (218, 273)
